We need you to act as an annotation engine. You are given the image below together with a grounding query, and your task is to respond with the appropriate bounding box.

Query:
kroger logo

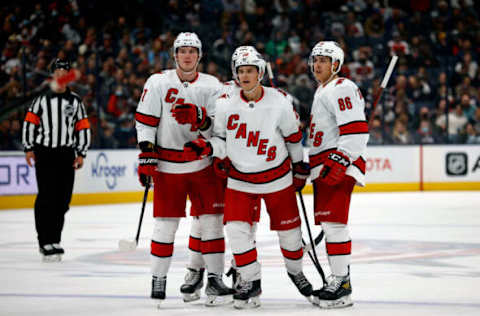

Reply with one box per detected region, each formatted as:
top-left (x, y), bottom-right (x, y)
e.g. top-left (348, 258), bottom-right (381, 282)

top-left (91, 152), bottom-right (127, 189)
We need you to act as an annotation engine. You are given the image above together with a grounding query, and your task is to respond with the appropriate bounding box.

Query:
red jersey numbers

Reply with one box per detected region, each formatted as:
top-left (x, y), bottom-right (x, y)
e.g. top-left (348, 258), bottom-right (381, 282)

top-left (227, 114), bottom-right (276, 161)
top-left (309, 122), bottom-right (323, 147)
top-left (338, 97), bottom-right (352, 111)
top-left (141, 89), bottom-right (148, 102)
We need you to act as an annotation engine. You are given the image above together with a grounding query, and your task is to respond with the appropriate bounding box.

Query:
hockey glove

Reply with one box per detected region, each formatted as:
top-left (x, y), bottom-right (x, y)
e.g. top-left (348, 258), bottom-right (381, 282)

top-left (213, 157), bottom-right (231, 179)
top-left (320, 150), bottom-right (350, 186)
top-left (292, 161), bottom-right (310, 192)
top-left (171, 103), bottom-right (210, 130)
top-left (137, 142), bottom-right (159, 186)
top-left (184, 138), bottom-right (213, 160)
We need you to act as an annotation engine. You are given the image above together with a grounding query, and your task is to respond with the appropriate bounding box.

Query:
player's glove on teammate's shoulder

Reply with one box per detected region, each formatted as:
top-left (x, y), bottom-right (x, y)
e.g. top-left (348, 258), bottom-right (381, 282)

top-left (171, 103), bottom-right (211, 130)
top-left (320, 150), bottom-right (350, 186)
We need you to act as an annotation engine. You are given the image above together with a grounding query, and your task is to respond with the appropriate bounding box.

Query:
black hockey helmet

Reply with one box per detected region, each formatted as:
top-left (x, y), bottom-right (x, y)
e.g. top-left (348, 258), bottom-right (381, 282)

top-left (50, 58), bottom-right (71, 73)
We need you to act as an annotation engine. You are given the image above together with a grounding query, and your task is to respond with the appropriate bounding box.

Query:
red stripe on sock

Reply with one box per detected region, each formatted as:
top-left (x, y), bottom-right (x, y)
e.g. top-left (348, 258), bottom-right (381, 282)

top-left (151, 240), bottom-right (174, 257)
top-left (234, 248), bottom-right (257, 267)
top-left (201, 238), bottom-right (225, 254)
top-left (326, 241), bottom-right (351, 255)
top-left (188, 236), bottom-right (201, 252)
top-left (281, 247), bottom-right (303, 260)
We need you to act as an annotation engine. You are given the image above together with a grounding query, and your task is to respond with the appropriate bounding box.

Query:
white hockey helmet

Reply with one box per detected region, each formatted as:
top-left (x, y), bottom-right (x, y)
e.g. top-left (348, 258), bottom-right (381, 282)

top-left (233, 50), bottom-right (266, 82)
top-left (173, 32), bottom-right (202, 59)
top-left (231, 46), bottom-right (258, 80)
top-left (308, 41), bottom-right (344, 75)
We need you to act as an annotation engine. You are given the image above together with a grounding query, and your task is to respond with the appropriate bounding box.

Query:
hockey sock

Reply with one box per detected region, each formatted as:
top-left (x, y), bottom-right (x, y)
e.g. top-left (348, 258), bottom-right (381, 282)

top-left (226, 221), bottom-right (261, 281)
top-left (321, 222), bottom-right (351, 276)
top-left (187, 217), bottom-right (205, 270)
top-left (199, 214), bottom-right (225, 275)
top-left (277, 226), bottom-right (304, 275)
top-left (151, 217), bottom-right (180, 277)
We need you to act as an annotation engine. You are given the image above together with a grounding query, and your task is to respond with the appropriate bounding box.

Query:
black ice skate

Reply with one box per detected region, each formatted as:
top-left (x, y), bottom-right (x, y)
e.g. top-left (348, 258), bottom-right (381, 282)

top-left (233, 278), bottom-right (261, 309)
top-left (151, 275), bottom-right (166, 305)
top-left (312, 274), bottom-right (353, 309)
top-left (180, 268), bottom-right (205, 302)
top-left (205, 273), bottom-right (235, 306)
top-left (52, 243), bottom-right (65, 255)
top-left (39, 244), bottom-right (61, 262)
top-left (288, 271), bottom-right (313, 300)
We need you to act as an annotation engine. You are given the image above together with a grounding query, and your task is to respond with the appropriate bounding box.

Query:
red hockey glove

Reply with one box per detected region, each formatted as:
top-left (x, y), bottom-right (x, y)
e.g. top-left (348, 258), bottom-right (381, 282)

top-left (184, 138), bottom-right (213, 160)
top-left (213, 157), bottom-right (231, 179)
top-left (320, 150), bottom-right (351, 186)
top-left (171, 103), bottom-right (209, 129)
top-left (138, 146), bottom-right (160, 186)
top-left (292, 161), bottom-right (310, 192)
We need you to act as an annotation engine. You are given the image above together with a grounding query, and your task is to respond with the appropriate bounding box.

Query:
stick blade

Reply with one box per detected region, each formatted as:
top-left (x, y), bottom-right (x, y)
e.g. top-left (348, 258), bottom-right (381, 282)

top-left (118, 239), bottom-right (137, 251)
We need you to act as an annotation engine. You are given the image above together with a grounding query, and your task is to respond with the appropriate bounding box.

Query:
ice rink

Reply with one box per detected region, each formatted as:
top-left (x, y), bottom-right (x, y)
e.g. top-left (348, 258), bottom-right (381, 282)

top-left (1, 191), bottom-right (480, 316)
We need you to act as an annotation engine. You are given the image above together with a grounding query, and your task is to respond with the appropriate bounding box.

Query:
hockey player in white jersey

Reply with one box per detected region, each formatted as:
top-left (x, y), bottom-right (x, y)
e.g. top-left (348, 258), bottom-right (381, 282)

top-left (135, 32), bottom-right (234, 306)
top-left (183, 50), bottom-right (313, 309)
top-left (306, 41), bottom-right (369, 308)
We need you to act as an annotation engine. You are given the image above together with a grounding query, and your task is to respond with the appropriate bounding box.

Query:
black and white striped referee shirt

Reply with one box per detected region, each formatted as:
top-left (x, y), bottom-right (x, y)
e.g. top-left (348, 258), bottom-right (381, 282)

top-left (22, 88), bottom-right (91, 157)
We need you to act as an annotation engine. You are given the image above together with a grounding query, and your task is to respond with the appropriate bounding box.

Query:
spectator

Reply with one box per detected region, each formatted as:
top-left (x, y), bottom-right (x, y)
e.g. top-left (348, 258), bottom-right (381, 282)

top-left (435, 104), bottom-right (468, 142)
top-left (391, 118), bottom-right (413, 144)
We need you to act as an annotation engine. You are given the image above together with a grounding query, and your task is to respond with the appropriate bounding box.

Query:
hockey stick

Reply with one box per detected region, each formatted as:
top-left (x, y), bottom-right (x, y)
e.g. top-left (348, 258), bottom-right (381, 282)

top-left (368, 55), bottom-right (398, 126)
top-left (266, 62), bottom-right (275, 87)
top-left (118, 182), bottom-right (150, 251)
top-left (298, 191), bottom-right (327, 286)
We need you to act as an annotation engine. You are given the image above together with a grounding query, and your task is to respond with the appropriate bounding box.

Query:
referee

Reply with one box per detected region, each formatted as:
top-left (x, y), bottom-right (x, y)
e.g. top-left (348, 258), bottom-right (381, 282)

top-left (22, 58), bottom-right (91, 262)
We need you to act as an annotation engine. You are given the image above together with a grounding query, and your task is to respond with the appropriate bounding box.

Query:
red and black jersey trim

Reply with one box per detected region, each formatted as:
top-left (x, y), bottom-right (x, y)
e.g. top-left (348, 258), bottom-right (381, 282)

top-left (151, 240), bottom-right (174, 258)
top-left (310, 148), bottom-right (365, 174)
top-left (309, 148), bottom-right (336, 169)
top-left (228, 157), bottom-right (291, 184)
top-left (326, 240), bottom-right (351, 256)
top-left (155, 146), bottom-right (198, 163)
top-left (135, 111), bottom-right (160, 127)
top-left (284, 129), bottom-right (303, 143)
top-left (281, 247), bottom-right (303, 260)
top-left (233, 247), bottom-right (258, 267)
top-left (201, 238), bottom-right (225, 254)
top-left (339, 120), bottom-right (369, 136)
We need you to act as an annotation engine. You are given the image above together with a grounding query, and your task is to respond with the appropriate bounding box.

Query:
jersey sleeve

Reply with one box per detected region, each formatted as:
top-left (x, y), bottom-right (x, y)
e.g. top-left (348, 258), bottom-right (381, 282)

top-left (22, 95), bottom-right (43, 151)
top-left (327, 81), bottom-right (369, 161)
top-left (209, 98), bottom-right (227, 159)
top-left (73, 98), bottom-right (91, 157)
top-left (279, 99), bottom-right (304, 163)
top-left (135, 75), bottom-right (162, 144)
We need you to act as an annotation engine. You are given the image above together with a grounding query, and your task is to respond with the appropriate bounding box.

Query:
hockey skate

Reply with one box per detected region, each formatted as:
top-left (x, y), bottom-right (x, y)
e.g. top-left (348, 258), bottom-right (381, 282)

top-left (151, 275), bottom-right (166, 307)
top-left (312, 274), bottom-right (353, 309)
top-left (204, 273), bottom-right (235, 306)
top-left (39, 244), bottom-right (61, 262)
top-left (233, 278), bottom-right (261, 309)
top-left (288, 271), bottom-right (313, 301)
top-left (180, 268), bottom-right (205, 302)
top-left (52, 243), bottom-right (65, 255)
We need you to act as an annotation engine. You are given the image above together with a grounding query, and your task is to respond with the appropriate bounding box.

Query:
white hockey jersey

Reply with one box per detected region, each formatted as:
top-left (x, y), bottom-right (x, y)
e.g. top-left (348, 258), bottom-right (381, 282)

top-left (135, 69), bottom-right (223, 174)
top-left (307, 77), bottom-right (369, 186)
top-left (210, 86), bottom-right (303, 194)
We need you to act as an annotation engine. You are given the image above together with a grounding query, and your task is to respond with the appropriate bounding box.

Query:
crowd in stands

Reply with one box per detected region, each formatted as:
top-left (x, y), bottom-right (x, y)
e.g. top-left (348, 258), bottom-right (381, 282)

top-left (1, 0), bottom-right (480, 151)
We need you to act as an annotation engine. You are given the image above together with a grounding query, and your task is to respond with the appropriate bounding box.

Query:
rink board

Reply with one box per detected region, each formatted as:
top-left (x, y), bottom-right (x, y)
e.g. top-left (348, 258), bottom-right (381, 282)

top-left (1, 145), bottom-right (479, 209)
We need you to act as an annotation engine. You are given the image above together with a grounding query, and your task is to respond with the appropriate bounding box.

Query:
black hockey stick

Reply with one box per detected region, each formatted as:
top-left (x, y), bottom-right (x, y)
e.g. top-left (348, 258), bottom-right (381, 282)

top-left (298, 191), bottom-right (327, 286)
top-left (118, 182), bottom-right (150, 251)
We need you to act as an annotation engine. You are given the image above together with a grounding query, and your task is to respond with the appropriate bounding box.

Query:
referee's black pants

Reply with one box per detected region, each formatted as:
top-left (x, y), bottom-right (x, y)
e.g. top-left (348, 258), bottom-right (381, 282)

top-left (34, 146), bottom-right (75, 247)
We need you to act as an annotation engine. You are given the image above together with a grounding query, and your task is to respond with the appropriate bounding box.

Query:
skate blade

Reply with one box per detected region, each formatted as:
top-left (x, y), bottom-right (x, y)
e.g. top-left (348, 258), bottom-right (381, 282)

top-left (233, 296), bottom-right (261, 309)
top-left (315, 295), bottom-right (353, 309)
top-left (205, 294), bottom-right (233, 307)
top-left (182, 290), bottom-right (201, 303)
top-left (42, 254), bottom-right (61, 262)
